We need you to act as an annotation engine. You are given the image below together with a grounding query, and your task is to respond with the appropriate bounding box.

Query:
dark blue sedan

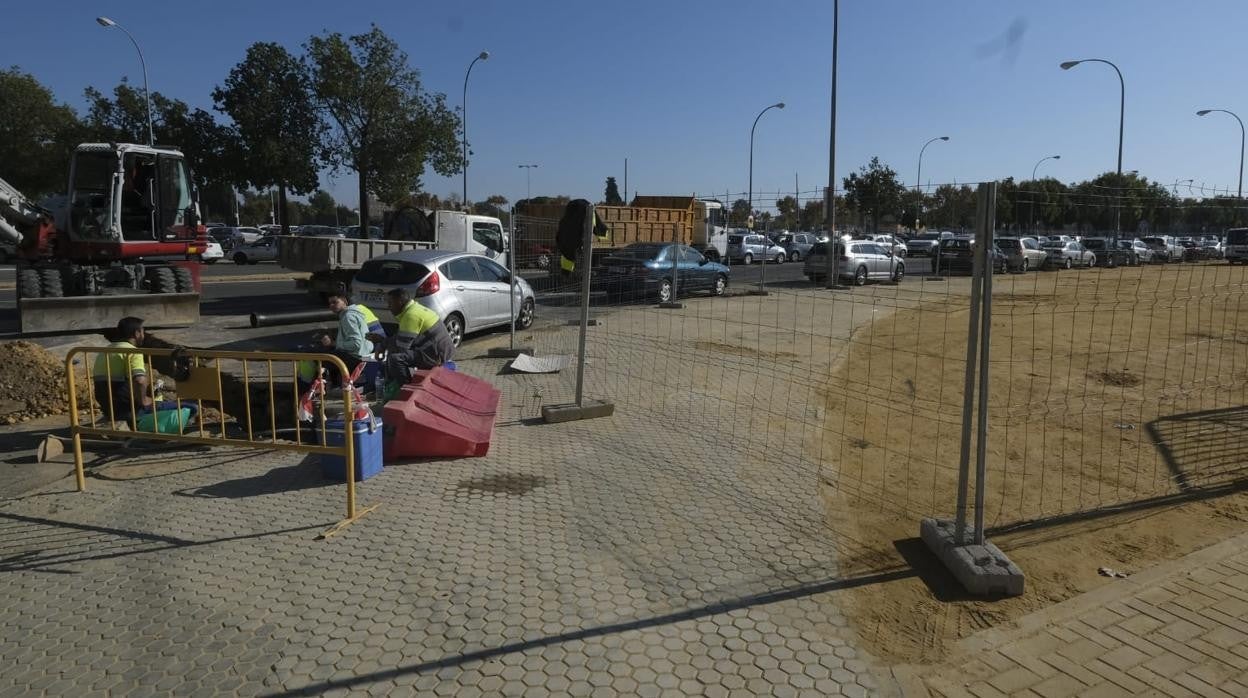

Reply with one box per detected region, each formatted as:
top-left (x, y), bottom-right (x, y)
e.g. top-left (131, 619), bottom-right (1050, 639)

top-left (597, 243), bottom-right (731, 302)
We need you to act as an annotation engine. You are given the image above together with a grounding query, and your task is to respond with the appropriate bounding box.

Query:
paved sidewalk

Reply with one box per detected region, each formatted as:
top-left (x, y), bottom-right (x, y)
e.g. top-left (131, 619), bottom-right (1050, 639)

top-left (909, 530), bottom-right (1248, 697)
top-left (0, 342), bottom-right (886, 697)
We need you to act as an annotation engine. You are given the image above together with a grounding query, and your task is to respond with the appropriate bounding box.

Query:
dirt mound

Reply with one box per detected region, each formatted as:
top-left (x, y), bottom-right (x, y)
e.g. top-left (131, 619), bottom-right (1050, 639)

top-left (0, 342), bottom-right (91, 424)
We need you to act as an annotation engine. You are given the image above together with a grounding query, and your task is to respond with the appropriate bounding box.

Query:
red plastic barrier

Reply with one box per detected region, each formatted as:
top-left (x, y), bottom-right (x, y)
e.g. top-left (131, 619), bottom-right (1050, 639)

top-left (382, 366), bottom-right (501, 460)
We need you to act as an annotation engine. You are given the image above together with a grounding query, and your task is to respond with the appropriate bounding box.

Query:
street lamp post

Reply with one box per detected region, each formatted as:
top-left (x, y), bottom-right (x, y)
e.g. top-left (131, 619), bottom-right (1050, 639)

top-left (1030, 154), bottom-right (1061, 234)
top-left (915, 136), bottom-right (950, 233)
top-left (462, 50), bottom-right (490, 208)
top-left (96, 16), bottom-right (154, 146)
top-left (748, 102), bottom-right (785, 296)
top-left (1060, 58), bottom-right (1124, 233)
top-left (1196, 109), bottom-right (1245, 201)
top-left (517, 164), bottom-right (538, 200)
top-left (913, 135), bottom-right (948, 277)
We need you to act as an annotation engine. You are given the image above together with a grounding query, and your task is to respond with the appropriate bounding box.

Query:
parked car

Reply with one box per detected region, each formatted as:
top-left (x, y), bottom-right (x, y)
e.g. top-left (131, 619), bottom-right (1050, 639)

top-left (596, 243), bottom-right (730, 302)
top-left (351, 250), bottom-right (536, 347)
top-left (201, 241), bottom-right (224, 264)
top-left (1081, 237), bottom-right (1132, 268)
top-left (231, 236), bottom-right (280, 265)
top-left (1115, 238), bottom-right (1153, 265)
top-left (771, 232), bottom-right (818, 262)
top-left (853, 233), bottom-right (909, 257)
top-left (1140, 236), bottom-right (1183, 263)
top-left (906, 231), bottom-right (953, 257)
top-left (726, 233), bottom-right (787, 264)
top-left (996, 237), bottom-right (1048, 272)
top-left (1043, 234), bottom-right (1075, 245)
top-left (932, 237), bottom-right (1008, 274)
top-left (804, 240), bottom-right (904, 285)
top-left (1224, 228), bottom-right (1248, 264)
top-left (1042, 240), bottom-right (1096, 269)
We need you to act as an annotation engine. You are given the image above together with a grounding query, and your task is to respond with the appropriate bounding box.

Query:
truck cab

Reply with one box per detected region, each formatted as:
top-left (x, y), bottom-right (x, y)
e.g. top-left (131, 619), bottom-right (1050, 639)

top-left (1225, 228), bottom-right (1248, 264)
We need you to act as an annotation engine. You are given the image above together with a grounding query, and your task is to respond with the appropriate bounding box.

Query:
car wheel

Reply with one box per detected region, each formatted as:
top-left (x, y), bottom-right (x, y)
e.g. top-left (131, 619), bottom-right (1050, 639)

top-left (658, 278), bottom-right (674, 303)
top-left (854, 265), bottom-right (868, 286)
top-left (233, 253), bottom-right (247, 265)
top-left (1107, 255), bottom-right (1116, 269)
top-left (1020, 258), bottom-right (1030, 273)
top-left (444, 313), bottom-right (465, 348)
top-left (743, 253), bottom-right (753, 265)
top-left (712, 274), bottom-right (727, 296)
top-left (790, 251), bottom-right (800, 262)
top-left (775, 253), bottom-right (786, 264)
top-left (1087, 255), bottom-right (1096, 268)
top-left (892, 262), bottom-right (905, 284)
top-left (536, 253), bottom-right (551, 269)
top-left (1064, 258), bottom-right (1073, 270)
top-left (516, 298), bottom-right (535, 330)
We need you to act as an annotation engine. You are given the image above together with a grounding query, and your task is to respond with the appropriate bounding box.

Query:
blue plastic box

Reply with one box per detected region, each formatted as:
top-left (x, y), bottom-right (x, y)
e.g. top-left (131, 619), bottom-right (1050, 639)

top-left (320, 416), bottom-right (384, 482)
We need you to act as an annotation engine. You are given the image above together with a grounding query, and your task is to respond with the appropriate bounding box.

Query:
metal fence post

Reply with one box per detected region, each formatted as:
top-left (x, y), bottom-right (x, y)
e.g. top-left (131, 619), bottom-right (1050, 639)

top-left (487, 205), bottom-right (532, 357)
top-left (921, 180), bottom-right (1022, 597)
top-left (542, 204), bottom-right (615, 423)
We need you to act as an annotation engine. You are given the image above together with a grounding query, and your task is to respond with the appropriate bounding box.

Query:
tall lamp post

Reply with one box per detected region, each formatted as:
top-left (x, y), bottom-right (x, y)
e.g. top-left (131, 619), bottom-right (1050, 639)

top-left (96, 16), bottom-right (154, 146)
top-left (748, 102), bottom-right (785, 295)
top-left (915, 136), bottom-right (949, 232)
top-left (1196, 109), bottom-right (1244, 202)
top-left (824, 0), bottom-right (841, 289)
top-left (462, 50), bottom-right (490, 207)
top-left (1030, 154), bottom-right (1061, 234)
top-left (517, 164), bottom-right (538, 200)
top-left (1060, 58), bottom-right (1124, 232)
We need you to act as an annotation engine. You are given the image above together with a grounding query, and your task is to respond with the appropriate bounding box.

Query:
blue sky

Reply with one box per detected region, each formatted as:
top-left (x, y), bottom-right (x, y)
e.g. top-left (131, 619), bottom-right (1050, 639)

top-left (5, 1), bottom-right (1248, 211)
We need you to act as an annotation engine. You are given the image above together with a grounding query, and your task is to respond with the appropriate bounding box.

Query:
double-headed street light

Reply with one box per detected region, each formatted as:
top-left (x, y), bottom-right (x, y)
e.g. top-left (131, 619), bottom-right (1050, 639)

top-left (1030, 155), bottom-right (1061, 234)
top-left (96, 16), bottom-right (154, 146)
top-left (462, 50), bottom-right (490, 207)
top-left (1196, 109), bottom-right (1245, 201)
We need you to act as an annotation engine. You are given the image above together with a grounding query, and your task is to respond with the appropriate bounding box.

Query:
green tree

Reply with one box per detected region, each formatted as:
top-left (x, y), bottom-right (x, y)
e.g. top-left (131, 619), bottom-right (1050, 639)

top-left (775, 195), bottom-right (799, 230)
top-left (0, 67), bottom-right (83, 198)
top-left (603, 177), bottom-right (623, 205)
top-left (842, 157), bottom-right (905, 233)
top-left (213, 42), bottom-right (321, 234)
top-left (307, 189), bottom-right (338, 224)
top-left (927, 184), bottom-right (977, 232)
top-left (304, 26), bottom-right (461, 231)
top-left (730, 198), bottom-right (751, 225)
top-left (472, 194), bottom-right (510, 224)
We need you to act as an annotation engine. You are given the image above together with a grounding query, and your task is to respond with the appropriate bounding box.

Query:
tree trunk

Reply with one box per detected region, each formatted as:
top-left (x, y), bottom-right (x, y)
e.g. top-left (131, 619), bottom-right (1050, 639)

top-left (357, 165), bottom-right (370, 234)
top-left (279, 182), bottom-right (290, 235)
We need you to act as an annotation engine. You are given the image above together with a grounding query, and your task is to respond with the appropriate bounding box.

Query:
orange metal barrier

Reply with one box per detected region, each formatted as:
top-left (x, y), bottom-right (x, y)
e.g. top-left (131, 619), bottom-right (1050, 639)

top-left (64, 346), bottom-right (376, 537)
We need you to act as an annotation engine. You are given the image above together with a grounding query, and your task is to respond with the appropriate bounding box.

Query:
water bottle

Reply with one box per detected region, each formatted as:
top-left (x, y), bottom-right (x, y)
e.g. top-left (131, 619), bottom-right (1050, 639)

top-left (374, 373), bottom-right (385, 400)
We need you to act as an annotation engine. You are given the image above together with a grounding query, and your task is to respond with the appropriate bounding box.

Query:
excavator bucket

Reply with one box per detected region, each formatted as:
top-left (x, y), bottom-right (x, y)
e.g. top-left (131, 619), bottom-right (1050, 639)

top-left (19, 293), bottom-right (200, 335)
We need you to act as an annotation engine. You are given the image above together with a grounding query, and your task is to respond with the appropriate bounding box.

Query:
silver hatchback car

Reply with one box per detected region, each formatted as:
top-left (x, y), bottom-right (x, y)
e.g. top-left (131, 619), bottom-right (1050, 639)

top-left (726, 233), bottom-right (788, 264)
top-left (804, 240), bottom-right (904, 285)
top-left (350, 250), bottom-right (536, 346)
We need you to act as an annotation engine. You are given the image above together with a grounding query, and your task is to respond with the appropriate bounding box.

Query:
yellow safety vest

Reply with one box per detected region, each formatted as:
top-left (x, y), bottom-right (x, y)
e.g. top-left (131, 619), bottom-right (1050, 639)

top-left (395, 300), bottom-right (439, 346)
top-left (354, 304), bottom-right (384, 335)
top-left (93, 341), bottom-right (146, 382)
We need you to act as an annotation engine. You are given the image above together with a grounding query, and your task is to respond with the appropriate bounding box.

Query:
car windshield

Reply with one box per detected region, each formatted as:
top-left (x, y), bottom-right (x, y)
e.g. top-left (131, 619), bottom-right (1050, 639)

top-left (940, 239), bottom-right (972, 250)
top-left (997, 239), bottom-right (1021, 250)
top-left (810, 242), bottom-right (827, 255)
top-left (1084, 240), bottom-right (1106, 249)
top-left (355, 259), bottom-right (431, 285)
top-left (915, 233), bottom-right (941, 241)
top-left (728, 234), bottom-right (743, 244)
top-left (1042, 241), bottom-right (1064, 248)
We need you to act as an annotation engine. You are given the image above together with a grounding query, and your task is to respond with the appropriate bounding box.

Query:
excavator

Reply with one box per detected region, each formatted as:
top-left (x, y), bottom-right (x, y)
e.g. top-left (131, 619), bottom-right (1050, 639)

top-left (1, 142), bottom-right (205, 334)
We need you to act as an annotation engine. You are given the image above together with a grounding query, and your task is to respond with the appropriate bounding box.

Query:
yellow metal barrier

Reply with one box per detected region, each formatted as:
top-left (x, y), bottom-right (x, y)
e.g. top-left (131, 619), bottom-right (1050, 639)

top-left (65, 346), bottom-right (378, 538)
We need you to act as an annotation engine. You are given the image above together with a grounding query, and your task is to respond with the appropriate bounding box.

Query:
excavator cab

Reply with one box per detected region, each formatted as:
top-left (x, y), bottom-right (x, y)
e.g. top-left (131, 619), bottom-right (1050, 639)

top-left (68, 144), bottom-right (197, 244)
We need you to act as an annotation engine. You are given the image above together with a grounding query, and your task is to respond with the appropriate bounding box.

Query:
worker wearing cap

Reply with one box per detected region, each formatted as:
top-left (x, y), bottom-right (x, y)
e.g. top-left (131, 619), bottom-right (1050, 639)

top-left (370, 288), bottom-right (454, 390)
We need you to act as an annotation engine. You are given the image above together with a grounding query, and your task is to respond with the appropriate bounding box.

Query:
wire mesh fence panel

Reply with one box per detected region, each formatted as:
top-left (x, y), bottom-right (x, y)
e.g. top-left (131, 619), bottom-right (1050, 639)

top-left (507, 193), bottom-right (1247, 566)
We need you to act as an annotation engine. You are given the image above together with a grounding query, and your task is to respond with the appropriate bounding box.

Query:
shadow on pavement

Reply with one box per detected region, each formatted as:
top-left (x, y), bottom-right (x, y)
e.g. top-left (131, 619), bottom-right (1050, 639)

top-left (0, 510), bottom-right (328, 574)
top-left (262, 564), bottom-right (916, 697)
top-left (172, 454), bottom-right (330, 500)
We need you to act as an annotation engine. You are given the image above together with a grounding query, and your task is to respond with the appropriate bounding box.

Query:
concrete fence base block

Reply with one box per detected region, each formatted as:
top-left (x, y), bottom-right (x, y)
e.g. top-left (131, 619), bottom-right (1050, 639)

top-left (920, 517), bottom-right (1025, 597)
top-left (658, 302), bottom-right (685, 309)
top-left (486, 347), bottom-right (534, 358)
top-left (541, 399), bottom-right (615, 423)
